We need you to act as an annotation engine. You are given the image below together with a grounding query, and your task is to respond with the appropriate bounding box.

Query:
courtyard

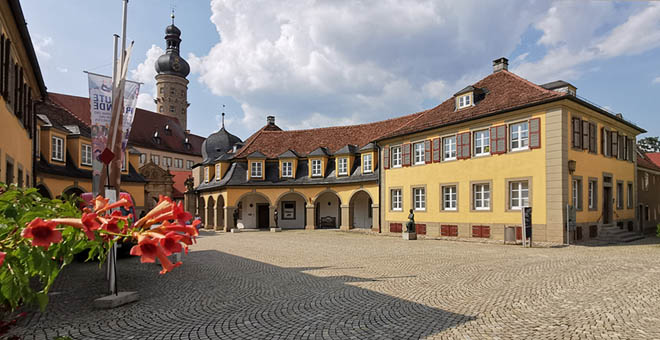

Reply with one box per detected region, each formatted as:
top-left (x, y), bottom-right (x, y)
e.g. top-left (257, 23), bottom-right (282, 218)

top-left (15, 230), bottom-right (660, 340)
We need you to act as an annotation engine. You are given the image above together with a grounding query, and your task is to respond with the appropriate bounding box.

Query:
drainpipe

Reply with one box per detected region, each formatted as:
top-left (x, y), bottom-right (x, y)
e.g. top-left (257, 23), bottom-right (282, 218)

top-left (376, 143), bottom-right (382, 233)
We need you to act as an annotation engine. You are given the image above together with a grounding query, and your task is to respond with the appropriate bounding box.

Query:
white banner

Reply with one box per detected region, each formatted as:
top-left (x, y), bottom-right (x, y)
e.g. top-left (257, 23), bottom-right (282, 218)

top-left (87, 72), bottom-right (140, 177)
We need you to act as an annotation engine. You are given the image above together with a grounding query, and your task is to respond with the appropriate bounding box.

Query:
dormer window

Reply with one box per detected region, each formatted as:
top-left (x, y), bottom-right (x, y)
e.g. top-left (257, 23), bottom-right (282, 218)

top-left (337, 158), bottom-right (348, 176)
top-left (282, 161), bottom-right (293, 178)
top-left (458, 94), bottom-right (471, 109)
top-left (250, 161), bottom-right (262, 178)
top-left (204, 167), bottom-right (209, 183)
top-left (164, 124), bottom-right (172, 136)
top-left (153, 131), bottom-right (161, 144)
top-left (311, 159), bottom-right (322, 177)
top-left (215, 164), bottom-right (221, 181)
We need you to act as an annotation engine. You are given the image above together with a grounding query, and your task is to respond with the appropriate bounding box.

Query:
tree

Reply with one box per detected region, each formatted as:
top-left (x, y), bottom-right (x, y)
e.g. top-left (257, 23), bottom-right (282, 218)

top-left (638, 137), bottom-right (660, 153)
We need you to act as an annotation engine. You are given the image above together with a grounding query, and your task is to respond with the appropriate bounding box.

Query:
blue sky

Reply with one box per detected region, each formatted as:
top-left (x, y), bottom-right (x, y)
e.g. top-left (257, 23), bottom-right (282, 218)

top-left (22, 1), bottom-right (660, 141)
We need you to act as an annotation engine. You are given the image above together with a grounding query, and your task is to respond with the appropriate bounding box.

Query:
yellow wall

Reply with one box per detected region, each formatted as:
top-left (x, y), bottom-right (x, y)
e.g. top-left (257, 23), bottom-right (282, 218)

top-left (382, 109), bottom-right (547, 226)
top-left (361, 151), bottom-right (376, 174)
top-left (308, 156), bottom-right (328, 177)
top-left (566, 103), bottom-right (637, 223)
top-left (278, 158), bottom-right (298, 178)
top-left (247, 159), bottom-right (265, 180)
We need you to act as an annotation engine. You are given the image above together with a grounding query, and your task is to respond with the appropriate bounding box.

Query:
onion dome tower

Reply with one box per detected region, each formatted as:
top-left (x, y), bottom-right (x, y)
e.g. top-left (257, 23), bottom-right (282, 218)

top-left (155, 12), bottom-right (191, 130)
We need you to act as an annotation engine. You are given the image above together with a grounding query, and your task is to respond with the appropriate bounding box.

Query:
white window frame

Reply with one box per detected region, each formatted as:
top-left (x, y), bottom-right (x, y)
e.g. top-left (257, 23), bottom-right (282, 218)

top-left (204, 167), bottom-right (209, 183)
top-left (474, 129), bottom-right (490, 156)
top-left (363, 154), bottom-right (373, 173)
top-left (510, 121), bottom-right (529, 152)
top-left (443, 136), bottom-right (457, 161)
top-left (458, 94), bottom-right (471, 109)
top-left (572, 179), bottom-right (580, 209)
top-left (443, 186), bottom-right (457, 211)
top-left (215, 164), bottom-right (221, 181)
top-left (175, 158), bottom-right (183, 168)
top-left (186, 160), bottom-right (193, 170)
top-left (81, 143), bottom-right (92, 166)
top-left (391, 189), bottom-right (402, 211)
top-left (474, 183), bottom-right (490, 210)
top-left (282, 161), bottom-right (293, 178)
top-left (139, 153), bottom-right (146, 164)
top-left (251, 161), bottom-right (263, 178)
top-left (337, 157), bottom-right (348, 175)
top-left (510, 181), bottom-right (529, 210)
top-left (413, 142), bottom-right (425, 165)
top-left (51, 136), bottom-right (64, 161)
top-left (413, 187), bottom-right (426, 211)
top-left (588, 181), bottom-right (595, 209)
top-left (391, 146), bottom-right (402, 168)
top-left (311, 159), bottom-right (323, 177)
top-left (164, 157), bottom-right (172, 167)
top-left (152, 155), bottom-right (159, 165)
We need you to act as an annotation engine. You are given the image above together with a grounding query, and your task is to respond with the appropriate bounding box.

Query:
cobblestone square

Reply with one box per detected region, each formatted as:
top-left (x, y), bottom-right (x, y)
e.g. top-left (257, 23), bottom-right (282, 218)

top-left (15, 231), bottom-right (660, 340)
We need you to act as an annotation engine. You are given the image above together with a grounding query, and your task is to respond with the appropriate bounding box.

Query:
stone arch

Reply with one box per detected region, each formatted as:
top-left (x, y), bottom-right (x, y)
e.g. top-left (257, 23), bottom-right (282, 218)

top-left (349, 190), bottom-right (373, 229)
top-left (216, 195), bottom-right (225, 231)
top-left (207, 196), bottom-right (216, 229)
top-left (198, 196), bottom-right (206, 225)
top-left (62, 185), bottom-right (85, 197)
top-left (36, 183), bottom-right (52, 199)
top-left (275, 191), bottom-right (307, 229)
top-left (235, 191), bottom-right (272, 229)
top-left (314, 190), bottom-right (341, 229)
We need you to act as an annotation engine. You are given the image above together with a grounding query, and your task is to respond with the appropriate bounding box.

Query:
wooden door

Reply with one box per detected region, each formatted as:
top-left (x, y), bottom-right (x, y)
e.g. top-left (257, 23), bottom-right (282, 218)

top-left (257, 204), bottom-right (269, 228)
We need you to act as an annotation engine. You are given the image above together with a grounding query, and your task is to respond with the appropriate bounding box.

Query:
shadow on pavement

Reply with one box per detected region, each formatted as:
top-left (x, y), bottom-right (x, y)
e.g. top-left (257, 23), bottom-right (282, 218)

top-left (15, 249), bottom-right (474, 340)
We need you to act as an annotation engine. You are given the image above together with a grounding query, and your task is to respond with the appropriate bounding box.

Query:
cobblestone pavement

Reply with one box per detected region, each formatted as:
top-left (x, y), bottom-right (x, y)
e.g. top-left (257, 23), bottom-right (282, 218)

top-left (14, 230), bottom-right (660, 340)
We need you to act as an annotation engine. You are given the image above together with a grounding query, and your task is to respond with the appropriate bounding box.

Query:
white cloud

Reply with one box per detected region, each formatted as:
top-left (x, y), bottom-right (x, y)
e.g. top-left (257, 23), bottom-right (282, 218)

top-left (32, 35), bottom-right (53, 61)
top-left (56, 66), bottom-right (68, 73)
top-left (653, 76), bottom-right (660, 84)
top-left (130, 45), bottom-right (163, 111)
top-left (515, 2), bottom-right (660, 83)
top-left (192, 0), bottom-right (552, 132)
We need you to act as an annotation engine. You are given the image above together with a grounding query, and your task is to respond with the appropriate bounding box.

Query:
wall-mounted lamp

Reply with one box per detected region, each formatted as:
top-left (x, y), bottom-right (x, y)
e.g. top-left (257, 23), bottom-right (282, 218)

top-left (568, 160), bottom-right (576, 174)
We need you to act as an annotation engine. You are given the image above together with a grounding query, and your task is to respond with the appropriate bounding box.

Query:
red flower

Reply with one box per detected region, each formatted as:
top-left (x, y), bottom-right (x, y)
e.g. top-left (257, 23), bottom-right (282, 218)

top-left (134, 197), bottom-right (174, 229)
top-left (172, 201), bottom-right (193, 226)
top-left (160, 232), bottom-right (183, 256)
top-left (21, 218), bottom-right (62, 250)
top-left (130, 236), bottom-right (159, 263)
top-left (51, 213), bottom-right (101, 240)
top-left (96, 198), bottom-right (132, 214)
top-left (129, 235), bottom-right (181, 274)
top-left (0, 251), bottom-right (5, 267)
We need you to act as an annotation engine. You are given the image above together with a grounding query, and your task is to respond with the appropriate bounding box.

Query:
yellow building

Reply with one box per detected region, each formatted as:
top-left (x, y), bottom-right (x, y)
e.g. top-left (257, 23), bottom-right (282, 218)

top-left (195, 57), bottom-right (645, 244)
top-left (377, 58), bottom-right (644, 243)
top-left (0, 0), bottom-right (46, 188)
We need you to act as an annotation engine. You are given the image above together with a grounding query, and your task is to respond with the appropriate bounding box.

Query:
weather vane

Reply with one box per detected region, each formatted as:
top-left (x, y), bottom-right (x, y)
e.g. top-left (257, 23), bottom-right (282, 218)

top-left (222, 104), bottom-right (226, 128)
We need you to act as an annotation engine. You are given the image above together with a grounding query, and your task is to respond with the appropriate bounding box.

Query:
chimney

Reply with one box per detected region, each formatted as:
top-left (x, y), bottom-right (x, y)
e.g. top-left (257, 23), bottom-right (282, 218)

top-left (493, 57), bottom-right (508, 73)
top-left (267, 115), bottom-right (275, 125)
top-left (616, 113), bottom-right (623, 119)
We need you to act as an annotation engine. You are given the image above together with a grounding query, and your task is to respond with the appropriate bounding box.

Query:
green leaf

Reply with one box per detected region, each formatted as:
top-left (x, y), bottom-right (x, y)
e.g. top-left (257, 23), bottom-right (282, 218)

top-left (36, 292), bottom-right (49, 311)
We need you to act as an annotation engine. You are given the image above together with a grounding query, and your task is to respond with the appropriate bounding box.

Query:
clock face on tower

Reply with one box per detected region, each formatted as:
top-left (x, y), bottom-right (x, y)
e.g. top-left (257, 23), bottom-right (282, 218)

top-left (172, 56), bottom-right (181, 72)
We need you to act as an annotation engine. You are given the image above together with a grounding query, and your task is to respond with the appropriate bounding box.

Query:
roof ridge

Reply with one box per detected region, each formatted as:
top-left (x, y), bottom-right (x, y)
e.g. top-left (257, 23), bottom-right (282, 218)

top-left (499, 70), bottom-right (563, 96)
top-left (234, 127), bottom-right (265, 158)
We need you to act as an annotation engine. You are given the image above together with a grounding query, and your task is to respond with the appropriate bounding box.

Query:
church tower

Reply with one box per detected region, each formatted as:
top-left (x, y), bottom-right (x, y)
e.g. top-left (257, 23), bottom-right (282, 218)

top-left (155, 13), bottom-right (191, 130)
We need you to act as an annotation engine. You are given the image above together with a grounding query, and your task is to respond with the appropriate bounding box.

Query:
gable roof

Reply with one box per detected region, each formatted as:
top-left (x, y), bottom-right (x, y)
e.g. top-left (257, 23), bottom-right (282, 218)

top-left (233, 112), bottom-right (422, 159)
top-left (169, 170), bottom-right (191, 199)
top-left (645, 153), bottom-right (660, 170)
top-left (47, 92), bottom-right (204, 156)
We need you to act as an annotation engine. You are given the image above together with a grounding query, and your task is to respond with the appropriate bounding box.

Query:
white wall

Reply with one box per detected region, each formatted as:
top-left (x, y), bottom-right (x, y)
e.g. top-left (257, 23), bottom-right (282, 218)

top-left (317, 193), bottom-right (340, 227)
top-left (278, 194), bottom-right (305, 229)
top-left (238, 195), bottom-right (269, 229)
top-left (352, 193), bottom-right (372, 229)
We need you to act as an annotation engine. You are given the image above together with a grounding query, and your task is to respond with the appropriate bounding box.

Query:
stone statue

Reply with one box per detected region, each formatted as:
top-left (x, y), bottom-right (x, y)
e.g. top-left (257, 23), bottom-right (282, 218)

top-left (184, 176), bottom-right (195, 192)
top-left (232, 208), bottom-right (239, 229)
top-left (273, 208), bottom-right (278, 228)
top-left (406, 209), bottom-right (416, 233)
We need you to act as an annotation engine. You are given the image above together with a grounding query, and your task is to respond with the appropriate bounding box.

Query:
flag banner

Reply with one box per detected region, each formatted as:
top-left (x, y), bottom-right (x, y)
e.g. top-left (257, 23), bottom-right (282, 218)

top-left (87, 72), bottom-right (140, 182)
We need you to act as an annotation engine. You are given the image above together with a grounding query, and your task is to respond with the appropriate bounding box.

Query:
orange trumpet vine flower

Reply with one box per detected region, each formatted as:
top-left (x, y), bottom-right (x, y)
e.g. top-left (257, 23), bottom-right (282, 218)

top-left (21, 218), bottom-right (62, 250)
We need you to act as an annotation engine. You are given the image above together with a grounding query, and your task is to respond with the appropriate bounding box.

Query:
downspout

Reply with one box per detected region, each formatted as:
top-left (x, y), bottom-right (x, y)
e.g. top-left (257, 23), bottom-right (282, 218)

top-left (376, 143), bottom-right (382, 233)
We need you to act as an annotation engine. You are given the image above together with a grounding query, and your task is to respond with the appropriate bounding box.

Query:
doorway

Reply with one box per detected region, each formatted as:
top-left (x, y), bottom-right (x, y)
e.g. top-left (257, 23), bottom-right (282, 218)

top-left (257, 204), bottom-right (270, 229)
top-left (603, 186), bottom-right (612, 224)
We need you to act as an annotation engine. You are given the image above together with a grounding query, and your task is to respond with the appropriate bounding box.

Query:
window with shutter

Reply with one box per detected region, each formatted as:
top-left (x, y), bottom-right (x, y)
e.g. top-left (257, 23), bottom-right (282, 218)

top-left (619, 135), bottom-right (625, 160)
top-left (581, 120), bottom-right (589, 151)
top-left (611, 131), bottom-right (618, 158)
top-left (497, 125), bottom-right (507, 154)
top-left (628, 139), bottom-right (634, 162)
top-left (424, 140), bottom-right (432, 164)
top-left (459, 132), bottom-right (471, 159)
top-left (383, 146), bottom-right (390, 169)
top-left (572, 118), bottom-right (582, 149)
top-left (432, 138), bottom-right (441, 162)
top-left (529, 118), bottom-right (541, 149)
top-left (490, 126), bottom-right (498, 155)
top-left (589, 123), bottom-right (597, 153)
top-left (402, 143), bottom-right (411, 167)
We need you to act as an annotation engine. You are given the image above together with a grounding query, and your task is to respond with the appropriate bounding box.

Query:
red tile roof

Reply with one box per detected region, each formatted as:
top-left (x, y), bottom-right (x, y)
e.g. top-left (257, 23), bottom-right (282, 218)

top-left (234, 70), bottom-right (566, 159)
top-left (646, 153), bottom-right (660, 169)
top-left (234, 112), bottom-right (423, 159)
top-left (169, 170), bottom-right (191, 198)
top-left (380, 70), bottom-right (565, 139)
top-left (48, 92), bottom-right (204, 156)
